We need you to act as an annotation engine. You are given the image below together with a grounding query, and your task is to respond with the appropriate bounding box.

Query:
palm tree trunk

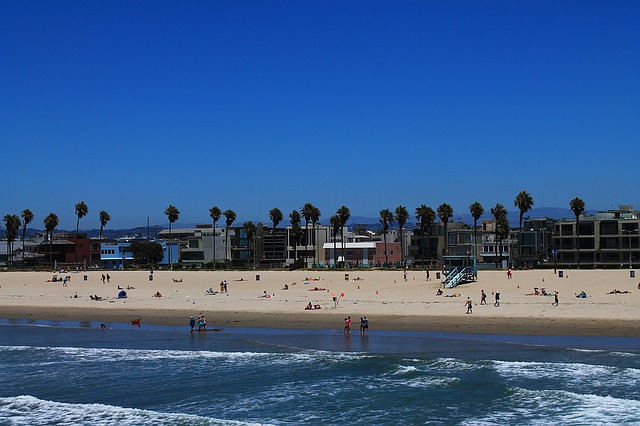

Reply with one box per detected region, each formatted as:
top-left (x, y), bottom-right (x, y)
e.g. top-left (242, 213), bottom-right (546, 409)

top-left (384, 232), bottom-right (388, 266)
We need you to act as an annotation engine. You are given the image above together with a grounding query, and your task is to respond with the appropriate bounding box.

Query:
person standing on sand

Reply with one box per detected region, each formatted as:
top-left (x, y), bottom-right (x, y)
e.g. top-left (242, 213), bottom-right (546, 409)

top-left (553, 291), bottom-right (559, 306)
top-left (189, 316), bottom-right (196, 332)
top-left (403, 270), bottom-right (407, 281)
top-left (426, 270), bottom-right (431, 281)
top-left (106, 274), bottom-right (110, 283)
top-left (480, 290), bottom-right (487, 305)
top-left (465, 297), bottom-right (473, 314)
top-left (223, 280), bottom-right (228, 293)
top-left (494, 292), bottom-right (500, 307)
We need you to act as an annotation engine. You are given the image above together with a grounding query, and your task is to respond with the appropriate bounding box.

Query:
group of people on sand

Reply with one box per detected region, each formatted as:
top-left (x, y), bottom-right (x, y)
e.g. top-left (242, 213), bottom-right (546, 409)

top-left (462, 290), bottom-right (501, 314)
top-left (189, 315), bottom-right (207, 332)
top-left (342, 316), bottom-right (369, 334)
top-left (608, 289), bottom-right (631, 294)
top-left (219, 280), bottom-right (229, 293)
top-left (305, 302), bottom-right (322, 310)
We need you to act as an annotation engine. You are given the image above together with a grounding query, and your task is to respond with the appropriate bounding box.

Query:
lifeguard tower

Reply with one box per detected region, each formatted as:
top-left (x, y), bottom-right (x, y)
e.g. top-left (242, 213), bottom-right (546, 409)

top-left (441, 255), bottom-right (477, 288)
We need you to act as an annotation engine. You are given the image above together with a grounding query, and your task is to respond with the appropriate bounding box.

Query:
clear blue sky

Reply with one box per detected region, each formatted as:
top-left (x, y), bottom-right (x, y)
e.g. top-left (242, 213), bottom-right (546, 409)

top-left (2, 1), bottom-right (639, 229)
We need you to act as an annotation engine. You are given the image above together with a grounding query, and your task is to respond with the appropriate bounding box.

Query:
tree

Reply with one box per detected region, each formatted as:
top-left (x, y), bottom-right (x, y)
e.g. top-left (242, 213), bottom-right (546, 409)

top-left (569, 197), bottom-right (586, 269)
top-left (491, 203), bottom-right (508, 268)
top-left (21, 209), bottom-right (33, 264)
top-left (514, 191), bottom-right (534, 266)
top-left (330, 215), bottom-right (341, 267)
top-left (223, 209), bottom-right (236, 264)
top-left (164, 205), bottom-right (180, 267)
top-left (209, 206), bottom-right (222, 268)
top-left (98, 211), bottom-right (111, 267)
top-left (437, 203), bottom-right (454, 257)
top-left (301, 203), bottom-right (314, 267)
top-left (379, 209), bottom-right (395, 267)
top-left (337, 206), bottom-right (350, 267)
top-left (415, 205), bottom-right (436, 262)
top-left (310, 206), bottom-right (321, 267)
top-left (130, 240), bottom-right (164, 265)
top-left (269, 208), bottom-right (284, 264)
top-left (395, 205), bottom-right (409, 267)
top-left (496, 214), bottom-right (511, 266)
top-left (469, 202), bottom-right (484, 262)
top-left (289, 210), bottom-right (302, 262)
top-left (74, 201), bottom-right (88, 263)
top-left (3, 214), bottom-right (20, 268)
top-left (43, 212), bottom-right (59, 266)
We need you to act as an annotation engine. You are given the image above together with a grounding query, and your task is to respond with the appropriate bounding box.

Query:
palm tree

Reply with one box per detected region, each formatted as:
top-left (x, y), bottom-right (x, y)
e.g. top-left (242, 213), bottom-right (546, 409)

top-left (98, 211), bottom-right (111, 267)
top-left (311, 206), bottom-right (321, 267)
top-left (164, 205), bottom-right (180, 267)
top-left (469, 202), bottom-right (484, 262)
top-left (243, 221), bottom-right (256, 267)
top-left (437, 203), bottom-right (454, 257)
top-left (337, 206), bottom-right (350, 267)
top-left (379, 209), bottom-right (394, 267)
top-left (21, 209), bottom-right (33, 264)
top-left (74, 201), bottom-right (88, 263)
top-left (330, 215), bottom-right (341, 267)
top-left (209, 206), bottom-right (222, 268)
top-left (514, 191), bottom-right (534, 267)
top-left (301, 203), bottom-right (314, 267)
top-left (415, 205), bottom-right (436, 263)
top-left (43, 212), bottom-right (59, 267)
top-left (569, 197), bottom-right (586, 269)
top-left (496, 214), bottom-right (511, 265)
top-left (223, 209), bottom-right (236, 264)
top-left (491, 203), bottom-right (508, 268)
top-left (289, 210), bottom-right (302, 262)
top-left (3, 215), bottom-right (20, 268)
top-left (268, 208), bottom-right (284, 265)
top-left (395, 205), bottom-right (409, 267)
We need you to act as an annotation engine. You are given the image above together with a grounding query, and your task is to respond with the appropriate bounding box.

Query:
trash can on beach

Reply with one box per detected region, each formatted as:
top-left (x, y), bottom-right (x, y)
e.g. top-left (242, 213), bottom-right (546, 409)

top-left (558, 271), bottom-right (563, 278)
top-left (256, 274), bottom-right (261, 281)
top-left (631, 271), bottom-right (635, 278)
top-left (345, 274), bottom-right (349, 281)
top-left (436, 272), bottom-right (441, 279)
top-left (84, 275), bottom-right (87, 281)
top-left (149, 275), bottom-right (153, 281)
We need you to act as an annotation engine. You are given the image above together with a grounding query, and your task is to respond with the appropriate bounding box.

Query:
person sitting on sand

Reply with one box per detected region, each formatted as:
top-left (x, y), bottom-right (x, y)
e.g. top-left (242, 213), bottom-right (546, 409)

top-left (282, 284), bottom-right (289, 290)
top-left (260, 291), bottom-right (272, 298)
top-left (305, 302), bottom-right (313, 310)
top-left (308, 286), bottom-right (326, 291)
top-left (436, 288), bottom-right (443, 296)
top-left (129, 319), bottom-right (141, 326)
top-left (153, 291), bottom-right (162, 297)
top-left (575, 291), bottom-right (588, 298)
top-left (173, 279), bottom-right (182, 283)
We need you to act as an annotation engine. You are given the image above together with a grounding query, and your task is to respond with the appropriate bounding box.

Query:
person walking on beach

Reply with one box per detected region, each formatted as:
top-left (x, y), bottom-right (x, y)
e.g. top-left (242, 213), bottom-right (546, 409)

top-left (403, 270), bottom-right (407, 281)
top-left (480, 290), bottom-right (487, 305)
top-left (101, 274), bottom-right (106, 284)
top-left (344, 316), bottom-right (351, 334)
top-left (223, 280), bottom-right (228, 293)
top-left (465, 297), bottom-right (473, 314)
top-left (553, 291), bottom-right (559, 306)
top-left (189, 316), bottom-right (196, 332)
top-left (494, 292), bottom-right (500, 307)
top-left (106, 274), bottom-right (110, 283)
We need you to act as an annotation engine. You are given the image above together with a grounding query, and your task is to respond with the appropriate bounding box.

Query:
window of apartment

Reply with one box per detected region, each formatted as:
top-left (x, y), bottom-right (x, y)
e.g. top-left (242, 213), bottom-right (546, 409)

top-left (390, 250), bottom-right (394, 256)
top-left (561, 224), bottom-right (573, 236)
top-left (188, 239), bottom-right (199, 249)
top-left (579, 238), bottom-right (595, 250)
top-left (600, 221), bottom-right (618, 235)
top-left (578, 222), bottom-right (594, 236)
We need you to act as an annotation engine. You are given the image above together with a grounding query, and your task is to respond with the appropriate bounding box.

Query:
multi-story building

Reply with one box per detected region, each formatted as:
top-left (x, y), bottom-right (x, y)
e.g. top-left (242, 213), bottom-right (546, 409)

top-left (553, 205), bottom-right (640, 268)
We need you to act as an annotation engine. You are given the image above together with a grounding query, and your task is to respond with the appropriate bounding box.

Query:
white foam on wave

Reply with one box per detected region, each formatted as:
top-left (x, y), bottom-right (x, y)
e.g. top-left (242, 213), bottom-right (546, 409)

top-left (0, 395), bottom-right (272, 426)
top-left (491, 359), bottom-right (640, 384)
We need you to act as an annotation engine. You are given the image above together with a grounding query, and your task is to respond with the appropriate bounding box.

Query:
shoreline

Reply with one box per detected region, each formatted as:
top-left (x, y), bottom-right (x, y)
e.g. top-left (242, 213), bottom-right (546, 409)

top-left (2, 305), bottom-right (639, 337)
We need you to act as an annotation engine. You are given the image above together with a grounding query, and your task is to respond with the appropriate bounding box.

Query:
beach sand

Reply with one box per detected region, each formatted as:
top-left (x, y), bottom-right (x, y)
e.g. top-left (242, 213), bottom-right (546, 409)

top-left (0, 269), bottom-right (638, 337)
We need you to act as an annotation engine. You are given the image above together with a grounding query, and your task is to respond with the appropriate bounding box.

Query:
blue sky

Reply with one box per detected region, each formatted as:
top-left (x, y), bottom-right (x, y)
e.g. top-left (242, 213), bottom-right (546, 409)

top-left (2, 1), bottom-right (639, 229)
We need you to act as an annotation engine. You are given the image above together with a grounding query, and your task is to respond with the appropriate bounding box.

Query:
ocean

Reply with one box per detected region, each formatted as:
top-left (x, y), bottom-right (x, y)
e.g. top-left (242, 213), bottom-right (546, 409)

top-left (1, 319), bottom-right (639, 425)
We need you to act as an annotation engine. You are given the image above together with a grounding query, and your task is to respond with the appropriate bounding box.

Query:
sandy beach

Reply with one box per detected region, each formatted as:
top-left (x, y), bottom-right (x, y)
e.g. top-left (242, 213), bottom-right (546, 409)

top-left (0, 269), bottom-right (638, 337)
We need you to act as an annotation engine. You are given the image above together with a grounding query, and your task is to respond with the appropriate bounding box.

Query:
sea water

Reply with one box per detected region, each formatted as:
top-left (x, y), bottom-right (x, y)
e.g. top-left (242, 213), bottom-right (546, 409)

top-left (1, 319), bottom-right (639, 425)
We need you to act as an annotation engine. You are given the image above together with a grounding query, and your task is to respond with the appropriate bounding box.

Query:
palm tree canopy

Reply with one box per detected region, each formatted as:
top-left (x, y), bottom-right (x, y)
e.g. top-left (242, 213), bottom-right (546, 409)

top-left (437, 203), bottom-right (453, 224)
top-left (289, 210), bottom-right (301, 226)
top-left (75, 201), bottom-right (89, 220)
top-left (223, 209), bottom-right (236, 227)
top-left (395, 206), bottom-right (409, 228)
top-left (209, 206), bottom-right (222, 222)
top-left (3, 215), bottom-right (21, 241)
top-left (311, 206), bottom-right (321, 224)
top-left (570, 197), bottom-right (586, 219)
top-left (379, 209), bottom-right (394, 232)
top-left (301, 203), bottom-right (314, 224)
top-left (469, 202), bottom-right (484, 222)
top-left (491, 203), bottom-right (508, 220)
top-left (243, 221), bottom-right (256, 238)
top-left (514, 191), bottom-right (534, 225)
top-left (21, 209), bottom-right (34, 226)
top-left (44, 213), bottom-right (59, 232)
top-left (337, 205), bottom-right (350, 227)
top-left (99, 211), bottom-right (111, 228)
top-left (329, 215), bottom-right (341, 236)
top-left (269, 208), bottom-right (283, 229)
top-left (165, 205), bottom-right (180, 223)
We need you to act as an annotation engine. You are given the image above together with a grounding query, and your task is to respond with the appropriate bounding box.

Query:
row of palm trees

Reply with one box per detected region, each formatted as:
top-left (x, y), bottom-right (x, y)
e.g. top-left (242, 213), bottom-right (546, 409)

top-left (4, 193), bottom-right (588, 269)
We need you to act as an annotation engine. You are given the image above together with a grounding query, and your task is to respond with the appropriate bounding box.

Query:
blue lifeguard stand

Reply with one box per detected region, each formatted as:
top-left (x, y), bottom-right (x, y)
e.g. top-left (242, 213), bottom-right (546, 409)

top-left (441, 255), bottom-right (477, 288)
